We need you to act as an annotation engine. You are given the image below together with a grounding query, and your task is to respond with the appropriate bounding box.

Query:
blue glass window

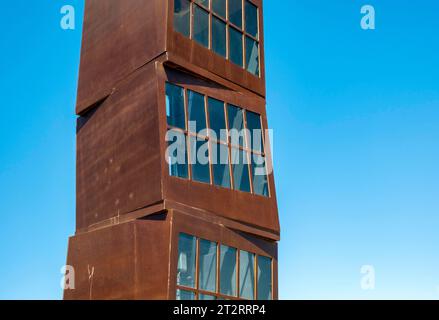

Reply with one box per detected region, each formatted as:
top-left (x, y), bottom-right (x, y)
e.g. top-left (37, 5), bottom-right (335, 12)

top-left (193, 5), bottom-right (209, 48)
top-left (174, 0), bottom-right (191, 37)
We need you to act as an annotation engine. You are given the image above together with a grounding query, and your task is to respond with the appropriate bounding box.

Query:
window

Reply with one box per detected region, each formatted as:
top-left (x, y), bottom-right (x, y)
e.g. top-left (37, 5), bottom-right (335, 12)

top-left (227, 104), bottom-right (245, 147)
top-left (231, 147), bottom-right (251, 193)
top-left (257, 256), bottom-right (272, 300)
top-left (174, 0), bottom-right (191, 37)
top-left (195, 0), bottom-right (209, 7)
top-left (245, 0), bottom-right (258, 38)
top-left (189, 136), bottom-right (211, 184)
top-left (177, 289), bottom-right (196, 300)
top-left (165, 82), bottom-right (269, 197)
top-left (208, 97), bottom-right (227, 142)
top-left (220, 245), bottom-right (237, 296)
top-left (239, 250), bottom-right (255, 299)
top-left (177, 234), bottom-right (197, 288)
top-left (166, 83), bottom-right (186, 130)
top-left (229, 27), bottom-right (243, 67)
top-left (245, 111), bottom-right (263, 152)
top-left (245, 36), bottom-right (259, 76)
top-left (251, 154), bottom-right (269, 197)
top-left (173, 0), bottom-right (260, 77)
top-left (176, 233), bottom-right (273, 300)
top-left (212, 16), bottom-right (227, 58)
top-left (188, 90), bottom-right (207, 134)
top-left (211, 142), bottom-right (231, 188)
top-left (167, 130), bottom-right (189, 179)
top-left (199, 239), bottom-right (217, 292)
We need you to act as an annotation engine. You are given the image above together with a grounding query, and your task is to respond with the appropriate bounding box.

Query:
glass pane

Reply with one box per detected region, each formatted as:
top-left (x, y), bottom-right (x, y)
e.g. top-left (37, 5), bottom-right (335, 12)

top-left (166, 83), bottom-right (186, 129)
top-left (229, 27), bottom-right (243, 67)
top-left (227, 104), bottom-right (245, 147)
top-left (212, 16), bottom-right (227, 58)
top-left (245, 36), bottom-right (259, 76)
top-left (195, 0), bottom-right (209, 8)
top-left (208, 98), bottom-right (227, 142)
top-left (257, 256), bottom-right (272, 300)
top-left (193, 5), bottom-right (209, 48)
top-left (239, 250), bottom-right (255, 299)
top-left (251, 154), bottom-right (269, 197)
top-left (199, 294), bottom-right (217, 300)
top-left (246, 111), bottom-right (263, 152)
top-left (167, 130), bottom-right (188, 179)
top-left (212, 0), bottom-right (226, 18)
top-left (176, 289), bottom-right (196, 300)
top-left (199, 239), bottom-right (217, 292)
top-left (177, 234), bottom-right (196, 288)
top-left (188, 90), bottom-right (207, 134)
top-left (229, 0), bottom-right (242, 28)
top-left (189, 136), bottom-right (211, 184)
top-left (174, 0), bottom-right (191, 37)
top-left (220, 245), bottom-right (237, 296)
top-left (245, 1), bottom-right (258, 38)
top-left (211, 143), bottom-right (231, 189)
top-left (231, 148), bottom-right (251, 193)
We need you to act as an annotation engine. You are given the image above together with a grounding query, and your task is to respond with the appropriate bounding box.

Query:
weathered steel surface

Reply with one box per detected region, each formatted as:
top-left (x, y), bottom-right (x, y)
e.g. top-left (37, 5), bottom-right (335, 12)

top-left (64, 218), bottom-right (171, 300)
top-left (67, 0), bottom-right (279, 300)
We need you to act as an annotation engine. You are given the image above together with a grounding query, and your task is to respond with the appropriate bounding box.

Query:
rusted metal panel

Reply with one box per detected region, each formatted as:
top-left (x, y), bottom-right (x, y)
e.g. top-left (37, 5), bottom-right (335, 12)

top-left (76, 63), bottom-right (163, 231)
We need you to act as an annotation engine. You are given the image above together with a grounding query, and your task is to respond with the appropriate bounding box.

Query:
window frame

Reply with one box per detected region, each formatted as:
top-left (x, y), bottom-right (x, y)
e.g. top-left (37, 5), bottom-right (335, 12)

top-left (165, 81), bottom-right (271, 198)
top-left (175, 232), bottom-right (273, 300)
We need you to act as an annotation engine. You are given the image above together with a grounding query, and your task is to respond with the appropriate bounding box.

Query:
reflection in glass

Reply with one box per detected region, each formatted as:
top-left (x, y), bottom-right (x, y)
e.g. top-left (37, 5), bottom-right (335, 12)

top-left (211, 143), bottom-right (231, 189)
top-left (239, 250), bottom-right (255, 299)
top-left (212, 0), bottom-right (226, 18)
top-left (189, 136), bottom-right (211, 184)
top-left (245, 111), bottom-right (263, 152)
top-left (177, 234), bottom-right (196, 288)
top-left (208, 98), bottom-right (227, 141)
top-left (245, 37), bottom-right (259, 76)
top-left (174, 0), bottom-right (191, 37)
top-left (257, 256), bottom-right (272, 300)
top-left (199, 239), bottom-right (217, 292)
top-left (193, 5), bottom-right (209, 48)
top-left (220, 245), bottom-right (237, 296)
top-left (251, 154), bottom-right (269, 197)
top-left (167, 130), bottom-right (188, 179)
top-left (212, 16), bottom-right (227, 58)
top-left (229, 27), bottom-right (243, 67)
top-left (166, 83), bottom-right (186, 129)
top-left (188, 90), bottom-right (207, 134)
top-left (227, 105), bottom-right (245, 147)
top-left (245, 1), bottom-right (258, 38)
top-left (199, 294), bottom-right (217, 300)
top-left (228, 0), bottom-right (242, 28)
top-left (231, 148), bottom-right (251, 193)
top-left (176, 289), bottom-right (196, 300)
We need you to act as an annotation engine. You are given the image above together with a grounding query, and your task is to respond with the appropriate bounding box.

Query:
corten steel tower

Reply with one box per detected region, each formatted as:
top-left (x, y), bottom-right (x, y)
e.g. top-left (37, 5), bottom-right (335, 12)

top-left (65, 0), bottom-right (280, 300)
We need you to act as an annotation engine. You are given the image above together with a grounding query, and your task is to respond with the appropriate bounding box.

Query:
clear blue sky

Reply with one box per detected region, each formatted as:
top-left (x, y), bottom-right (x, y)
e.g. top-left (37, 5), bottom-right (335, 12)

top-left (0, 0), bottom-right (438, 300)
